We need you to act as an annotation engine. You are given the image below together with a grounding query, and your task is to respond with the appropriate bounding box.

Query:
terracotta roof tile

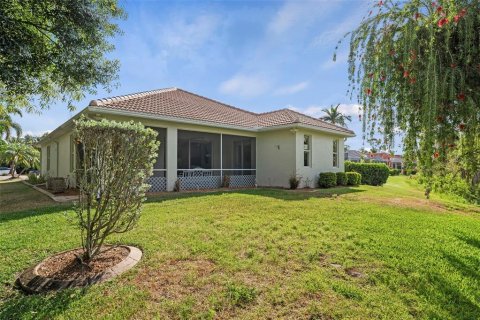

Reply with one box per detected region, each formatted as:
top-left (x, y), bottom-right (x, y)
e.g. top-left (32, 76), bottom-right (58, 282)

top-left (89, 88), bottom-right (354, 135)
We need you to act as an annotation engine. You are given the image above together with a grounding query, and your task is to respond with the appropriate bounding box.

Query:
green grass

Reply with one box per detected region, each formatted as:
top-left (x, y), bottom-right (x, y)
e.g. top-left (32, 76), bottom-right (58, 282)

top-left (0, 177), bottom-right (479, 319)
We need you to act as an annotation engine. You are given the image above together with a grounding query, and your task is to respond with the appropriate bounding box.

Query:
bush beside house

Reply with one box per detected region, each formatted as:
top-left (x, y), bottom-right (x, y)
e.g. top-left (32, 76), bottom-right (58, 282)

top-left (346, 172), bottom-right (362, 186)
top-left (336, 172), bottom-right (348, 186)
top-left (345, 161), bottom-right (389, 186)
top-left (319, 172), bottom-right (337, 188)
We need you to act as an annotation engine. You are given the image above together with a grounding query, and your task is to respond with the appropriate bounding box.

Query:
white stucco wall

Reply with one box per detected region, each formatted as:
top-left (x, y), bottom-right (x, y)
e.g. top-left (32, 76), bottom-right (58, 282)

top-left (39, 110), bottom-right (350, 190)
top-left (256, 129), bottom-right (296, 188)
top-left (295, 129), bottom-right (345, 188)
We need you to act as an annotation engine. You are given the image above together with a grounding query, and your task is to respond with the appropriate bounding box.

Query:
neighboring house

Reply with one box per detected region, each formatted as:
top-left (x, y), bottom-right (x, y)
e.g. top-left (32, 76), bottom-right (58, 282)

top-left (346, 150), bottom-right (404, 170)
top-left (39, 88), bottom-right (354, 191)
top-left (345, 149), bottom-right (363, 162)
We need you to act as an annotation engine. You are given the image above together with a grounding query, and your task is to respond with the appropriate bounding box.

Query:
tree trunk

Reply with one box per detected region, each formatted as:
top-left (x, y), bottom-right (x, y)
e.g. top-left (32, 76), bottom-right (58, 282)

top-left (10, 163), bottom-right (16, 178)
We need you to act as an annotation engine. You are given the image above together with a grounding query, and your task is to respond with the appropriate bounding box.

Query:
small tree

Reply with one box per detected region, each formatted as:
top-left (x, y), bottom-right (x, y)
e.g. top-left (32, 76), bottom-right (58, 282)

top-left (73, 117), bottom-right (159, 262)
top-left (0, 140), bottom-right (39, 177)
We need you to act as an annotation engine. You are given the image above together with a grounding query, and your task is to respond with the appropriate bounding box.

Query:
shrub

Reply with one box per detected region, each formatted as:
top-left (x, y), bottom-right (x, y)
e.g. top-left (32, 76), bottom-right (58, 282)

top-left (318, 172), bottom-right (337, 188)
top-left (74, 117), bottom-right (159, 262)
top-left (289, 173), bottom-right (302, 189)
top-left (346, 172), bottom-right (362, 186)
top-left (389, 169), bottom-right (401, 176)
top-left (27, 172), bottom-right (46, 185)
top-left (336, 172), bottom-right (348, 186)
top-left (345, 161), bottom-right (389, 186)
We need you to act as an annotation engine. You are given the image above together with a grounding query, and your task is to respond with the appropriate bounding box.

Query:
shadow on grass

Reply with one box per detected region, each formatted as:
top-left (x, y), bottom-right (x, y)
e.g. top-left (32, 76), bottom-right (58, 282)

top-left (0, 204), bottom-right (72, 223)
top-left (147, 186), bottom-right (365, 203)
top-left (0, 288), bottom-right (86, 319)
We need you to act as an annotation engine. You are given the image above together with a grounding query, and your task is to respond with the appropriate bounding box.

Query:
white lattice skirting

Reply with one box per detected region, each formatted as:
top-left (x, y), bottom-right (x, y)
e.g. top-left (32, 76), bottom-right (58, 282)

top-left (179, 176), bottom-right (222, 190)
top-left (229, 175), bottom-right (256, 188)
top-left (148, 177), bottom-right (167, 192)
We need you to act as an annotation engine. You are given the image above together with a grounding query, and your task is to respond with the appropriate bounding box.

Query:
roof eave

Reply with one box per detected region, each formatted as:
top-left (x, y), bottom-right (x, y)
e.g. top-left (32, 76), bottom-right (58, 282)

top-left (258, 123), bottom-right (355, 137)
top-left (88, 106), bottom-right (259, 132)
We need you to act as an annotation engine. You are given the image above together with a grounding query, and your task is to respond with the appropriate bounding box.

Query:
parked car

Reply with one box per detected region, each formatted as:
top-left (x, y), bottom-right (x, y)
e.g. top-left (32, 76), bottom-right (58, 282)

top-left (0, 167), bottom-right (10, 176)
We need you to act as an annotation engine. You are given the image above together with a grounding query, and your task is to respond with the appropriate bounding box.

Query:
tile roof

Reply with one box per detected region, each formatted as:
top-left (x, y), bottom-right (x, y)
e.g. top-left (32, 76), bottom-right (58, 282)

top-left (89, 88), bottom-right (354, 135)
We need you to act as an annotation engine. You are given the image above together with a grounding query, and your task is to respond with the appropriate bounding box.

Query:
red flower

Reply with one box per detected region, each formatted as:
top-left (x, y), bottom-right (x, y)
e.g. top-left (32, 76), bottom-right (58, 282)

top-left (365, 88), bottom-right (372, 95)
top-left (409, 77), bottom-right (416, 84)
top-left (403, 70), bottom-right (410, 78)
top-left (436, 6), bottom-right (443, 13)
top-left (433, 152), bottom-right (439, 159)
top-left (438, 18), bottom-right (449, 28)
top-left (415, 12), bottom-right (421, 20)
top-left (431, 1), bottom-right (436, 6)
top-left (459, 123), bottom-right (466, 131)
top-left (457, 92), bottom-right (465, 101)
top-left (454, 15), bottom-right (461, 23)
top-left (450, 63), bottom-right (457, 69)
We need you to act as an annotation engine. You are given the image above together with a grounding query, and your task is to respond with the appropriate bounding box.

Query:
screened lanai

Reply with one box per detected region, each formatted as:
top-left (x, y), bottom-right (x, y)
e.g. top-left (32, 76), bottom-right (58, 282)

top-left (177, 130), bottom-right (256, 190)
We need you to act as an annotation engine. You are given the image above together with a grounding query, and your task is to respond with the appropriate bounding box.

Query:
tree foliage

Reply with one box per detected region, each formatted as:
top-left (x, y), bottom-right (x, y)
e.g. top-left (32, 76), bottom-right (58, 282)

top-left (342, 0), bottom-right (479, 193)
top-left (0, 0), bottom-right (125, 112)
top-left (0, 106), bottom-right (22, 140)
top-left (73, 117), bottom-right (159, 261)
top-left (0, 140), bottom-right (40, 177)
top-left (320, 104), bottom-right (352, 127)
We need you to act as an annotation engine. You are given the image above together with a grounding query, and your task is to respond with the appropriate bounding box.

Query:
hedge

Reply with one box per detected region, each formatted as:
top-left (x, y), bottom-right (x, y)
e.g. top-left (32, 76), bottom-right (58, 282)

top-left (318, 172), bottom-right (337, 188)
top-left (346, 172), bottom-right (361, 186)
top-left (336, 172), bottom-right (348, 186)
top-left (345, 161), bottom-right (389, 186)
top-left (389, 169), bottom-right (401, 176)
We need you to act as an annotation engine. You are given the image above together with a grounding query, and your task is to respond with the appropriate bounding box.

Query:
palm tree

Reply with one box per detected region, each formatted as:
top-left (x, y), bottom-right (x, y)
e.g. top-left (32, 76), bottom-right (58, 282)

top-left (0, 107), bottom-right (23, 140)
top-left (0, 141), bottom-right (40, 178)
top-left (320, 104), bottom-right (352, 127)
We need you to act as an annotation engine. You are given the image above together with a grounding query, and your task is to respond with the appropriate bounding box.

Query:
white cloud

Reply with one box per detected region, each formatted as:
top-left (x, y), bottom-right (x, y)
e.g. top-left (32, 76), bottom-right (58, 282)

top-left (311, 1), bottom-right (369, 47)
top-left (274, 81), bottom-right (309, 95)
top-left (268, 0), bottom-right (339, 35)
top-left (22, 130), bottom-right (51, 137)
top-left (219, 74), bottom-right (271, 97)
top-left (160, 14), bottom-right (221, 56)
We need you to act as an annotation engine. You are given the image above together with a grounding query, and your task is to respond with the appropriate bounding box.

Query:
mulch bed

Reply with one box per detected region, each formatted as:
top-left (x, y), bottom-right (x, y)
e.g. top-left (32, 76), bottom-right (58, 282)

top-left (37, 246), bottom-right (129, 280)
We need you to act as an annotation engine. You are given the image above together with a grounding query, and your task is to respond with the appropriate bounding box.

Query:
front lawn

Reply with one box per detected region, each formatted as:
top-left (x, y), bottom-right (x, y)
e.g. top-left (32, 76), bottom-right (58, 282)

top-left (1, 177), bottom-right (479, 319)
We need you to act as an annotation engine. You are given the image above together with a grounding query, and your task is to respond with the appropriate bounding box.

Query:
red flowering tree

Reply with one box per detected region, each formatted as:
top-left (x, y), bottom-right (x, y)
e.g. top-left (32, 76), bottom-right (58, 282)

top-left (341, 0), bottom-right (479, 200)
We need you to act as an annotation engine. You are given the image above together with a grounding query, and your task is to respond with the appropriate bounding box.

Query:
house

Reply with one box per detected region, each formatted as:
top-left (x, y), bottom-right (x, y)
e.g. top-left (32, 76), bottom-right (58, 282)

top-left (367, 152), bottom-right (404, 169)
top-left (345, 149), bottom-right (363, 162)
top-left (39, 88), bottom-right (355, 191)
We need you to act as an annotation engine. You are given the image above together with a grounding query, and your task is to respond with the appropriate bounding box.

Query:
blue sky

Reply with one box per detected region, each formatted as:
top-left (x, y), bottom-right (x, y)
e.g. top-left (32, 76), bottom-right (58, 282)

top-left (16, 0), bottom-right (383, 151)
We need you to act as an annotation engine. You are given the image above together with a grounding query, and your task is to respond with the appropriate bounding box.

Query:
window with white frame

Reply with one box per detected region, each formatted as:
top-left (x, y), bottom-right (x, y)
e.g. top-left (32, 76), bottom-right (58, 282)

top-left (304, 135), bottom-right (311, 167)
top-left (333, 139), bottom-right (339, 167)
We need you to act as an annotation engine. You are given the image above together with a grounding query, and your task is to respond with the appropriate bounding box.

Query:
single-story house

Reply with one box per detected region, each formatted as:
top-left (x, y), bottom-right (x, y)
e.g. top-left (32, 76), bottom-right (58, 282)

top-left (39, 88), bottom-right (354, 191)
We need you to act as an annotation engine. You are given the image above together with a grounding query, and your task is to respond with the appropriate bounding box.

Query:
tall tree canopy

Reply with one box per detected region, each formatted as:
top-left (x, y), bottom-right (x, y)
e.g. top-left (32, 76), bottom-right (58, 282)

top-left (0, 0), bottom-right (125, 112)
top-left (343, 0), bottom-right (479, 192)
top-left (320, 104), bottom-right (352, 127)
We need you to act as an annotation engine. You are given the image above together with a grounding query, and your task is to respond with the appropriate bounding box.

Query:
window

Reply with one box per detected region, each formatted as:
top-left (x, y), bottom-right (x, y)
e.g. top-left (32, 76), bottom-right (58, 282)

top-left (304, 135), bottom-right (311, 167)
top-left (333, 139), bottom-right (339, 167)
top-left (46, 145), bottom-right (51, 171)
top-left (70, 135), bottom-right (75, 172)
